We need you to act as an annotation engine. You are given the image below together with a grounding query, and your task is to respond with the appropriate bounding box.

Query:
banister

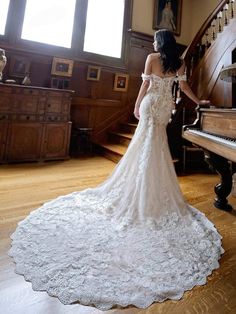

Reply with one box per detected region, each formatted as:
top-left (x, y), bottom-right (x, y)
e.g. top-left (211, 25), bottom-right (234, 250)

top-left (182, 0), bottom-right (230, 59)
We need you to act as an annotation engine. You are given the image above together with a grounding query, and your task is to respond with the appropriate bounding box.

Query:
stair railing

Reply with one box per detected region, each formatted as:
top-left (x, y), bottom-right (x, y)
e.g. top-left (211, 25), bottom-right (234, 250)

top-left (182, 0), bottom-right (235, 79)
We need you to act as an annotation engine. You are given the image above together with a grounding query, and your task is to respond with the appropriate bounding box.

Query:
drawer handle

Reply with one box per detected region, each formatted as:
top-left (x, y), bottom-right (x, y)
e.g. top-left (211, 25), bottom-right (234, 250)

top-left (26, 116), bottom-right (30, 120)
top-left (48, 104), bottom-right (51, 107)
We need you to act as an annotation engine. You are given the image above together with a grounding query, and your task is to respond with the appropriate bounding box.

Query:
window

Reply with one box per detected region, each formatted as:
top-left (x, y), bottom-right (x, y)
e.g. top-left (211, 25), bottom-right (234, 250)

top-left (0, 0), bottom-right (132, 64)
top-left (21, 0), bottom-right (76, 48)
top-left (0, 0), bottom-right (10, 35)
top-left (83, 0), bottom-right (125, 58)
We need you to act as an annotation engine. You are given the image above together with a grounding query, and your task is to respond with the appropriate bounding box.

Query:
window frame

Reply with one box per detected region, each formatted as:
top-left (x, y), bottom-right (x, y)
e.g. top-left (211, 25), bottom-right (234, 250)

top-left (0, 0), bottom-right (133, 69)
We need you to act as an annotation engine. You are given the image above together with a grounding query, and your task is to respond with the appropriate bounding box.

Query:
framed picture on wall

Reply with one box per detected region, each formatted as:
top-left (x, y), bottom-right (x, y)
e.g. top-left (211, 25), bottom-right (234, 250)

top-left (153, 0), bottom-right (182, 36)
top-left (51, 57), bottom-right (74, 77)
top-left (87, 65), bottom-right (101, 81)
top-left (9, 56), bottom-right (31, 77)
top-left (113, 73), bottom-right (129, 92)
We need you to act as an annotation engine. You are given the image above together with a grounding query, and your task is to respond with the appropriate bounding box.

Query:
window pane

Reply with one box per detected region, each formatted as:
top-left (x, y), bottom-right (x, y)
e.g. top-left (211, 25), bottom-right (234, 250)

top-left (84, 0), bottom-right (125, 58)
top-left (21, 0), bottom-right (76, 48)
top-left (0, 0), bottom-right (10, 35)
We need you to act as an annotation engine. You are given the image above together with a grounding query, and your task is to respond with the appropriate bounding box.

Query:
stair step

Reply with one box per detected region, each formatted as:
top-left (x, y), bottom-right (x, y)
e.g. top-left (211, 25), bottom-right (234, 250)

top-left (100, 143), bottom-right (128, 155)
top-left (108, 131), bottom-right (133, 146)
top-left (96, 141), bottom-right (179, 164)
top-left (97, 143), bottom-right (128, 162)
top-left (125, 122), bottom-right (138, 126)
top-left (119, 122), bottom-right (138, 133)
top-left (109, 131), bottom-right (133, 139)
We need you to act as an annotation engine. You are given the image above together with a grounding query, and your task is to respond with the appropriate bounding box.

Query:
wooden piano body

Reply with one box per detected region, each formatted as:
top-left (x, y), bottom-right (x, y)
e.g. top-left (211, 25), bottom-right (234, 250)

top-left (183, 106), bottom-right (236, 210)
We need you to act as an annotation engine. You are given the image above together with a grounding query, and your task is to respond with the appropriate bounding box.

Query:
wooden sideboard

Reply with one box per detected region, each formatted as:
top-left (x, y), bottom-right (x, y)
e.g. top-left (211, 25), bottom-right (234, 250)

top-left (0, 83), bottom-right (73, 163)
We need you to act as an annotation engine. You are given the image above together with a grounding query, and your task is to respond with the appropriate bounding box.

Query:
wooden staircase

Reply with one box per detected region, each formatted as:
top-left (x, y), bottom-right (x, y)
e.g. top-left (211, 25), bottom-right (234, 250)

top-left (95, 121), bottom-right (138, 163)
top-left (95, 119), bottom-right (180, 166)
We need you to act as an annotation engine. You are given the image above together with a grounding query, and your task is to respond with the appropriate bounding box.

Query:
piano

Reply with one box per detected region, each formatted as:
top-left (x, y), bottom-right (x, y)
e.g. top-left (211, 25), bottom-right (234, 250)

top-left (182, 105), bottom-right (236, 211)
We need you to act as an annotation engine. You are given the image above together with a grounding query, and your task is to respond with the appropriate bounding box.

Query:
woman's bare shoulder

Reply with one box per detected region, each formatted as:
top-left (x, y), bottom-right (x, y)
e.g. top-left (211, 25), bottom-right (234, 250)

top-left (147, 52), bottom-right (161, 59)
top-left (146, 53), bottom-right (161, 68)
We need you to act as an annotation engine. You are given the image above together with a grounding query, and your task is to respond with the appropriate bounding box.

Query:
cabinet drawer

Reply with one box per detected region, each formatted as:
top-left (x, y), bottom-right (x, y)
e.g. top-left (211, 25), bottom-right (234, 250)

top-left (0, 114), bottom-right (9, 121)
top-left (46, 96), bottom-right (63, 113)
top-left (22, 88), bottom-right (40, 95)
top-left (10, 114), bottom-right (44, 121)
top-left (45, 114), bottom-right (69, 122)
top-left (62, 101), bottom-right (71, 113)
top-left (17, 114), bottom-right (38, 121)
top-left (12, 87), bottom-right (24, 94)
top-left (0, 86), bottom-right (13, 94)
top-left (12, 95), bottom-right (39, 113)
top-left (0, 95), bottom-right (11, 112)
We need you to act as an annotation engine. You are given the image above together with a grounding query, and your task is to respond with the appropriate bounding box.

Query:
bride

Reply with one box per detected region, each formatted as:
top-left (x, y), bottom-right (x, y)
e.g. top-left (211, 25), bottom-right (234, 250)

top-left (9, 29), bottom-right (224, 310)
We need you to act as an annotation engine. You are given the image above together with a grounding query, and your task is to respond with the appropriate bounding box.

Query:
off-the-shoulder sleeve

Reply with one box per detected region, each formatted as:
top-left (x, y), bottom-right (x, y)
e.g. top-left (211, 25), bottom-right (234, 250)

top-left (175, 73), bottom-right (187, 81)
top-left (141, 73), bottom-right (151, 81)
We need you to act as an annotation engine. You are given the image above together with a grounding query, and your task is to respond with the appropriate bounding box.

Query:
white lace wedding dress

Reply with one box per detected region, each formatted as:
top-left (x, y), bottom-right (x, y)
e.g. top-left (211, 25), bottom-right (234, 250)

top-left (9, 73), bottom-right (224, 310)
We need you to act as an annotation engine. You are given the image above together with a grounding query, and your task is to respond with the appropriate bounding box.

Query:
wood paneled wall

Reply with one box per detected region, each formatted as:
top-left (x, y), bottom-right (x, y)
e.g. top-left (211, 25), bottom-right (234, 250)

top-left (70, 32), bottom-right (153, 143)
top-left (0, 32), bottom-right (186, 143)
top-left (70, 32), bottom-right (186, 143)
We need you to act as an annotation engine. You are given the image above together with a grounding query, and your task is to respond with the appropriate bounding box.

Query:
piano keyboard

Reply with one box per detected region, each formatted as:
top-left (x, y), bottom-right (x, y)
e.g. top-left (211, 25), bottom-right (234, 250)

top-left (183, 128), bottom-right (236, 162)
top-left (188, 129), bottom-right (236, 148)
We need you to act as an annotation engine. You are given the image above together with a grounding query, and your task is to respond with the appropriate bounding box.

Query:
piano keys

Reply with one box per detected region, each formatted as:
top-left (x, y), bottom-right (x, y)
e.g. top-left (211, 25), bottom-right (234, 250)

top-left (182, 106), bottom-right (236, 211)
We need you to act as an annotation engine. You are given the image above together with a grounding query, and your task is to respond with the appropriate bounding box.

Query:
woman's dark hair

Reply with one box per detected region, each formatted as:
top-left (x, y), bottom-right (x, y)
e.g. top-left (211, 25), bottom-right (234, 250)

top-left (154, 29), bottom-right (182, 73)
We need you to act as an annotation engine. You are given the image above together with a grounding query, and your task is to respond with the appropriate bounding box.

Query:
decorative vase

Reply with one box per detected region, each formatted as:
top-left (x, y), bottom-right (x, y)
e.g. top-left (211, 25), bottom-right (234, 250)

top-left (0, 48), bottom-right (7, 81)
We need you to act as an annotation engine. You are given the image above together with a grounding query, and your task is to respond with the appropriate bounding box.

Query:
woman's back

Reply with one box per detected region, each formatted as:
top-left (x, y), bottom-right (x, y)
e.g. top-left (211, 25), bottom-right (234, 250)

top-left (148, 53), bottom-right (178, 78)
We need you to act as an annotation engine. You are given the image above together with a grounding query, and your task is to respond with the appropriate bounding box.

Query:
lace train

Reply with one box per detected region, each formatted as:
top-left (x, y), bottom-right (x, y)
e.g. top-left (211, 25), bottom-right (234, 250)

top-left (9, 191), bottom-right (224, 310)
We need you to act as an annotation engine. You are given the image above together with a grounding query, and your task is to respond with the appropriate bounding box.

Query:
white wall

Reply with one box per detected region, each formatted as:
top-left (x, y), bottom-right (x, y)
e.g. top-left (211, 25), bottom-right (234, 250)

top-left (132, 0), bottom-right (221, 45)
top-left (190, 0), bottom-right (221, 39)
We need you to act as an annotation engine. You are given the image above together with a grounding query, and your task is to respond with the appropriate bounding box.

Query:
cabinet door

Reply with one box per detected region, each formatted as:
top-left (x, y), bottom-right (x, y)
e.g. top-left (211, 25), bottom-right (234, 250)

top-left (6, 123), bottom-right (42, 161)
top-left (0, 123), bottom-right (8, 161)
top-left (42, 122), bottom-right (71, 159)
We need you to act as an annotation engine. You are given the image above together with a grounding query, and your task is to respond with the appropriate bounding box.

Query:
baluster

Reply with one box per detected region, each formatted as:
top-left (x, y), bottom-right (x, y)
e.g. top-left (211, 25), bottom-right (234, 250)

top-left (211, 19), bottom-right (217, 41)
top-left (217, 11), bottom-right (223, 32)
top-left (230, 0), bottom-right (235, 18)
top-left (204, 30), bottom-right (211, 48)
top-left (193, 43), bottom-right (200, 64)
top-left (199, 38), bottom-right (206, 57)
top-left (223, 3), bottom-right (229, 25)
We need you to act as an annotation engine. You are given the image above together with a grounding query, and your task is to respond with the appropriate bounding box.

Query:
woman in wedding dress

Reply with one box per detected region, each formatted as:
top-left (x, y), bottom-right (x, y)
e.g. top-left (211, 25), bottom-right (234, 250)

top-left (9, 29), bottom-right (224, 310)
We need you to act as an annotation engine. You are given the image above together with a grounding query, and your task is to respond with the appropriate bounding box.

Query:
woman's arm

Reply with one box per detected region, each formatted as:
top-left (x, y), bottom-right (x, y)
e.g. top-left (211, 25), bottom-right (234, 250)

top-left (177, 62), bottom-right (210, 105)
top-left (133, 54), bottom-right (152, 120)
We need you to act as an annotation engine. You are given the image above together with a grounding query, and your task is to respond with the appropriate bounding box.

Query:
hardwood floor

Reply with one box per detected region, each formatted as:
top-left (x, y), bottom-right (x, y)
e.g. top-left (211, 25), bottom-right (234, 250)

top-left (0, 156), bottom-right (236, 314)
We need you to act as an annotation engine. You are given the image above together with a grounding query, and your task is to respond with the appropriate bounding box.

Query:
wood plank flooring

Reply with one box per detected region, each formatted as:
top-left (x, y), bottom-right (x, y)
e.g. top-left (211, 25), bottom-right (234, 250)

top-left (0, 156), bottom-right (236, 314)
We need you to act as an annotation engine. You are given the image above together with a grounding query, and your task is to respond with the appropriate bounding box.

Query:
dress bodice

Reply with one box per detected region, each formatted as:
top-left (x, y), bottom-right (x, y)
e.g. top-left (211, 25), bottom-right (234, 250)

top-left (139, 73), bottom-right (181, 125)
top-left (142, 73), bottom-right (175, 91)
